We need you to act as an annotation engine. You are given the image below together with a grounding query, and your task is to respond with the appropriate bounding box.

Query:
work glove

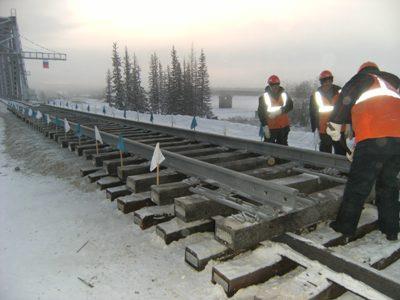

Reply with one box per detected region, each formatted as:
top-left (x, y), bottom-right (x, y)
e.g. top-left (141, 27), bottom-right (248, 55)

top-left (313, 130), bottom-right (320, 151)
top-left (268, 108), bottom-right (282, 119)
top-left (346, 147), bottom-right (354, 162)
top-left (345, 124), bottom-right (353, 140)
top-left (264, 125), bottom-right (271, 139)
top-left (326, 122), bottom-right (342, 141)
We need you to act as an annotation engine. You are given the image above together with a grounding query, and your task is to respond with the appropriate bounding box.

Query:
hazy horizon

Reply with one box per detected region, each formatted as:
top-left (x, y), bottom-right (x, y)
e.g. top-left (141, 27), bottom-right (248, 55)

top-left (1, 0), bottom-right (399, 94)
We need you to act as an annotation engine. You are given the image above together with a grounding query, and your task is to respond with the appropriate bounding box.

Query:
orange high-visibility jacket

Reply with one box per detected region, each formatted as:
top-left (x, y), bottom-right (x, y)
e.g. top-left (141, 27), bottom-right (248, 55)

top-left (352, 74), bottom-right (400, 143)
top-left (263, 92), bottom-right (290, 129)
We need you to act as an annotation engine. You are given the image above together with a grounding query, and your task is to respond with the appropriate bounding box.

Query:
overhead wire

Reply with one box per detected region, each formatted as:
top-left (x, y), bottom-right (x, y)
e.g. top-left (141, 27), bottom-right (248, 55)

top-left (19, 34), bottom-right (57, 53)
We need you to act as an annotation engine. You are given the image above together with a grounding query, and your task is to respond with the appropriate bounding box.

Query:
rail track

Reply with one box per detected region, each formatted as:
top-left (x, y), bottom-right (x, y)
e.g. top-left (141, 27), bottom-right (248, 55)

top-left (5, 100), bottom-right (400, 299)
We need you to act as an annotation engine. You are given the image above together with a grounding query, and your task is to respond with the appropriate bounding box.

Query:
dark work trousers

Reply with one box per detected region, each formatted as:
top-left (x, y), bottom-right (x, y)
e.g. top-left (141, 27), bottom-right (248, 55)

top-left (319, 132), bottom-right (346, 155)
top-left (265, 126), bottom-right (290, 146)
top-left (332, 137), bottom-right (400, 236)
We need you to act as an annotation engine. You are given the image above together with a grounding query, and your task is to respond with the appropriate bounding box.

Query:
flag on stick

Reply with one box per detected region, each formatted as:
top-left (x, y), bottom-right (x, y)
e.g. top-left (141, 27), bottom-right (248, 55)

top-left (36, 110), bottom-right (42, 120)
top-left (150, 112), bottom-right (154, 123)
top-left (117, 134), bottom-right (126, 167)
top-left (75, 123), bottom-right (82, 145)
top-left (190, 116), bottom-right (198, 130)
top-left (46, 114), bottom-right (51, 125)
top-left (150, 142), bottom-right (165, 186)
top-left (103, 106), bottom-right (106, 115)
top-left (28, 108), bottom-right (33, 117)
top-left (123, 109), bottom-right (127, 119)
top-left (94, 126), bottom-right (103, 155)
top-left (64, 118), bottom-right (71, 133)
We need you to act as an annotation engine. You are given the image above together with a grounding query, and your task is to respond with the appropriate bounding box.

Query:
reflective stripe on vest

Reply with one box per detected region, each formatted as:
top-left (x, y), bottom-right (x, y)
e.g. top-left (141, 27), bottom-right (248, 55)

top-left (355, 76), bottom-right (400, 104)
top-left (263, 92), bottom-right (287, 112)
top-left (315, 91), bottom-right (334, 113)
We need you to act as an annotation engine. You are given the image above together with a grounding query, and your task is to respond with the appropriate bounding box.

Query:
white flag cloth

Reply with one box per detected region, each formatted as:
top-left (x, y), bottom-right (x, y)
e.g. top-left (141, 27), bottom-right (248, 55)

top-left (46, 114), bottom-right (51, 124)
top-left (64, 118), bottom-right (71, 132)
top-left (94, 126), bottom-right (103, 144)
top-left (36, 110), bottom-right (42, 119)
top-left (28, 108), bottom-right (33, 117)
top-left (150, 142), bottom-right (165, 171)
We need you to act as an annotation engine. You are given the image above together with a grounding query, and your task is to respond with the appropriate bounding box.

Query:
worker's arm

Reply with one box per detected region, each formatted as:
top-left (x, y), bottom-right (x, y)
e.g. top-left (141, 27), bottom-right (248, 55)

top-left (282, 93), bottom-right (293, 114)
top-left (257, 95), bottom-right (267, 126)
top-left (309, 94), bottom-right (318, 132)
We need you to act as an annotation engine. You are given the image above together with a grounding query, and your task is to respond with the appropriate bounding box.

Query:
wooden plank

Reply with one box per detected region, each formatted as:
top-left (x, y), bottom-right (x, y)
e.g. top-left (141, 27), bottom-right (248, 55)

top-left (75, 143), bottom-right (107, 156)
top-left (126, 169), bottom-right (186, 193)
top-left (174, 194), bottom-right (237, 222)
top-left (80, 166), bottom-right (102, 177)
top-left (156, 218), bottom-right (214, 244)
top-left (117, 163), bottom-right (152, 181)
top-left (92, 151), bottom-right (130, 167)
top-left (102, 156), bottom-right (147, 176)
top-left (214, 185), bottom-right (344, 250)
top-left (211, 245), bottom-right (295, 297)
top-left (274, 233), bottom-right (400, 299)
top-left (116, 192), bottom-right (152, 214)
top-left (105, 185), bottom-right (132, 201)
top-left (96, 176), bottom-right (122, 190)
top-left (83, 147), bottom-right (114, 159)
top-left (150, 181), bottom-right (192, 205)
top-left (133, 205), bottom-right (175, 229)
top-left (87, 169), bottom-right (108, 183)
top-left (185, 237), bottom-right (230, 271)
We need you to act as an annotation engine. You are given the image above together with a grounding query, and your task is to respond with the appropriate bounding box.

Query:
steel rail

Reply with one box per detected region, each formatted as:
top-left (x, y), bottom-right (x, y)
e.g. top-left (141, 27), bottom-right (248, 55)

top-left (40, 105), bottom-right (351, 173)
top-left (7, 102), bottom-right (306, 211)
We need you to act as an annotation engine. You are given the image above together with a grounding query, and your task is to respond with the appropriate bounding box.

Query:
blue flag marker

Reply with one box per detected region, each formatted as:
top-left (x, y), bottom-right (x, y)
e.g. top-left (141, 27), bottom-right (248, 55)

top-left (32, 110), bottom-right (37, 119)
top-left (258, 125), bottom-right (265, 141)
top-left (117, 134), bottom-right (126, 152)
top-left (103, 106), bottom-right (106, 114)
top-left (75, 123), bottom-right (82, 138)
top-left (150, 112), bottom-right (154, 123)
top-left (190, 116), bottom-right (198, 130)
top-left (75, 104), bottom-right (78, 110)
top-left (123, 109), bottom-right (127, 119)
top-left (66, 102), bottom-right (69, 107)
top-left (87, 105), bottom-right (90, 112)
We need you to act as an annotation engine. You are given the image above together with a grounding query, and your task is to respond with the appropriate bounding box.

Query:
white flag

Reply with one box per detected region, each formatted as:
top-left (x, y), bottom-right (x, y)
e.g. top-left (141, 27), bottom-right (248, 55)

top-left (28, 108), bottom-right (33, 116)
top-left (46, 114), bottom-right (51, 124)
top-left (150, 142), bottom-right (165, 171)
top-left (64, 118), bottom-right (71, 132)
top-left (36, 110), bottom-right (42, 119)
top-left (94, 126), bottom-right (103, 144)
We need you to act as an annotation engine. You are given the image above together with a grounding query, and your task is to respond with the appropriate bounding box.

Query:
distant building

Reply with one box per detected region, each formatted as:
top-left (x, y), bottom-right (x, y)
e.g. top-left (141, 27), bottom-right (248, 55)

top-left (219, 95), bottom-right (232, 108)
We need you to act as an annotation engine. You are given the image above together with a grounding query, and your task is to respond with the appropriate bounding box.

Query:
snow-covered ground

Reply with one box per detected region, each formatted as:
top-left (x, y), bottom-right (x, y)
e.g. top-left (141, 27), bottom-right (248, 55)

top-left (49, 97), bottom-right (317, 151)
top-left (0, 104), bottom-right (227, 300)
top-left (1, 102), bottom-right (399, 299)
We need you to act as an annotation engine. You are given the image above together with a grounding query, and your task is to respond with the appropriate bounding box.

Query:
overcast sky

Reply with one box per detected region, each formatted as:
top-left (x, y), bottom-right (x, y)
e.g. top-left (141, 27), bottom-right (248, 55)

top-left (1, 0), bottom-right (399, 92)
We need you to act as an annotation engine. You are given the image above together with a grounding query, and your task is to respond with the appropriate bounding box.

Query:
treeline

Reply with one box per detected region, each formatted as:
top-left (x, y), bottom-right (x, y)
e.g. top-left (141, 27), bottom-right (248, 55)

top-left (105, 43), bottom-right (212, 118)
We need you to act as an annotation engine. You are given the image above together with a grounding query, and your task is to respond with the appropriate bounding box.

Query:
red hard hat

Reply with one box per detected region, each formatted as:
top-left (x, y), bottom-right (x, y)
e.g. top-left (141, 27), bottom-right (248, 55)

top-left (358, 61), bottom-right (378, 73)
top-left (319, 70), bottom-right (333, 80)
top-left (267, 75), bottom-right (280, 85)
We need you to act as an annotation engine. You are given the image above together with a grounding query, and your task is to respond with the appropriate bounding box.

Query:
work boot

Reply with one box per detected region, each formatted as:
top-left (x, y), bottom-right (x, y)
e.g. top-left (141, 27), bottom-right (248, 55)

top-left (386, 233), bottom-right (398, 241)
top-left (329, 221), bottom-right (354, 242)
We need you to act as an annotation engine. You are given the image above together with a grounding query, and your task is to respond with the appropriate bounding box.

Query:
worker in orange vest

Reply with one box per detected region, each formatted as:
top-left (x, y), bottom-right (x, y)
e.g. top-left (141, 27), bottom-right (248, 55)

top-left (310, 70), bottom-right (348, 155)
top-left (327, 62), bottom-right (400, 241)
top-left (258, 75), bottom-right (293, 145)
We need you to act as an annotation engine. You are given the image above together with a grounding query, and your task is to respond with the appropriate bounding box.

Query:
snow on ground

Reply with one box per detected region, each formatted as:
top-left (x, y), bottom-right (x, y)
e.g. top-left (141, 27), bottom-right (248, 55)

top-left (0, 104), bottom-right (228, 300)
top-left (50, 97), bottom-right (317, 151)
